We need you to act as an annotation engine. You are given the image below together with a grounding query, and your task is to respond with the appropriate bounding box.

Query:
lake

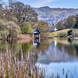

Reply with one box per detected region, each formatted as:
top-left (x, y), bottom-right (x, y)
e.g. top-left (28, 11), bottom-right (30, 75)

top-left (0, 38), bottom-right (78, 78)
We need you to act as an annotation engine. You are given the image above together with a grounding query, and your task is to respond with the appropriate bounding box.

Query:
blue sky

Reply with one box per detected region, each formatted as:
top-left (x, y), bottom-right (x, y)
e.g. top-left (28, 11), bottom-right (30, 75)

top-left (4, 0), bottom-right (78, 8)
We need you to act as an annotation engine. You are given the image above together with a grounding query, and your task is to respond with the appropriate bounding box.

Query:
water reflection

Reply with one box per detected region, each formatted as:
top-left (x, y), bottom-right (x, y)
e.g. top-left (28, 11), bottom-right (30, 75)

top-left (36, 39), bottom-right (78, 78)
top-left (0, 39), bottom-right (78, 78)
top-left (36, 62), bottom-right (78, 78)
top-left (33, 38), bottom-right (40, 48)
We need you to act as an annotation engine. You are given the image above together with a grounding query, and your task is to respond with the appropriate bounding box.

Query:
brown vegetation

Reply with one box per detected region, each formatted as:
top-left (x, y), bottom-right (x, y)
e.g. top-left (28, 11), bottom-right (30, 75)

top-left (0, 51), bottom-right (44, 78)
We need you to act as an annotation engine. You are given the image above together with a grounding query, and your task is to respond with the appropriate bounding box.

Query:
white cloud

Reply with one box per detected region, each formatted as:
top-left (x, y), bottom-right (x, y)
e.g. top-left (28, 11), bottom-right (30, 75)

top-left (32, 0), bottom-right (54, 7)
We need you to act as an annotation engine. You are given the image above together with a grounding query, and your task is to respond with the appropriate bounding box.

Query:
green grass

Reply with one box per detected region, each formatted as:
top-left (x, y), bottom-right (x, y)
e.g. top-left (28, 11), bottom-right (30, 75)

top-left (48, 29), bottom-right (70, 37)
top-left (49, 28), bottom-right (78, 38)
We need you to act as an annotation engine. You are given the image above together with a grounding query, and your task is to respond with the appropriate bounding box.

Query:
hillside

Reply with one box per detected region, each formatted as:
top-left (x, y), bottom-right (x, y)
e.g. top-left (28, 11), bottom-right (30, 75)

top-left (34, 6), bottom-right (78, 25)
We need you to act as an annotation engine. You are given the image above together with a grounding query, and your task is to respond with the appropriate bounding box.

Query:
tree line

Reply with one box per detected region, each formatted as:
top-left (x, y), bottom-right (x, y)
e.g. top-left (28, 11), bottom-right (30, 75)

top-left (56, 15), bottom-right (78, 30)
top-left (0, 0), bottom-right (50, 39)
top-left (0, 1), bottom-right (38, 39)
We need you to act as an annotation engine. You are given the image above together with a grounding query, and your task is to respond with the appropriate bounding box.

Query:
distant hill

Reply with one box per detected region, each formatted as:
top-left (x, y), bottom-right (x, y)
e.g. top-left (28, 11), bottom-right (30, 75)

top-left (34, 6), bottom-right (78, 25)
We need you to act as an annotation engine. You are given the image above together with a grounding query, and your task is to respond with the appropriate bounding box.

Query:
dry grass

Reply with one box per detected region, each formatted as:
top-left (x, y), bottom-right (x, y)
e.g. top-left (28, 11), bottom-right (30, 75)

top-left (0, 50), bottom-right (44, 78)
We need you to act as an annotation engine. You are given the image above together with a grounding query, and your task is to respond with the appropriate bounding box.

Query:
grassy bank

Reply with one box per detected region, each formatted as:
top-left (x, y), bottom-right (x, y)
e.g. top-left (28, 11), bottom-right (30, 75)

top-left (48, 28), bottom-right (78, 38)
top-left (48, 29), bottom-right (70, 38)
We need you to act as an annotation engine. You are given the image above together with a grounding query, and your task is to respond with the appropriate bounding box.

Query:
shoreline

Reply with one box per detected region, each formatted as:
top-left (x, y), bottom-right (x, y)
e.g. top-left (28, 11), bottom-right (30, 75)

top-left (18, 34), bottom-right (32, 43)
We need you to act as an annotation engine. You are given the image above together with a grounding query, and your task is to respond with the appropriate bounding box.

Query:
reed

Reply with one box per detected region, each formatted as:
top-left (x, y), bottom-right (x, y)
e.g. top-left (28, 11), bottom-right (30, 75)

top-left (0, 51), bottom-right (44, 78)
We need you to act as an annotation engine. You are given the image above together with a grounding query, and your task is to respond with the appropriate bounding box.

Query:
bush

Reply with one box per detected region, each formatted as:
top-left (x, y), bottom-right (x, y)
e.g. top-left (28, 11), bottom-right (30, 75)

top-left (12, 17), bottom-right (18, 23)
top-left (0, 20), bottom-right (9, 39)
top-left (21, 22), bottom-right (33, 34)
top-left (7, 21), bottom-right (21, 38)
top-left (0, 19), bottom-right (21, 39)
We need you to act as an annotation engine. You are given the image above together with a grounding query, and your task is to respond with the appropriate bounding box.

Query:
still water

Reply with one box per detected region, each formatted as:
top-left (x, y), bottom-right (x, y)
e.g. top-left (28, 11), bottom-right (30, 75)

top-left (0, 38), bottom-right (78, 78)
top-left (36, 39), bottom-right (78, 78)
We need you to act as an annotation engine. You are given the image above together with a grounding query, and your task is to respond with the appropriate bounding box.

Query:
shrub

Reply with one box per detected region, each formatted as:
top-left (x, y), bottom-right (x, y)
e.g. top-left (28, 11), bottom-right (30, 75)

top-left (7, 21), bottom-right (21, 38)
top-left (12, 17), bottom-right (18, 23)
top-left (0, 19), bottom-right (21, 39)
top-left (21, 22), bottom-right (33, 34)
top-left (0, 19), bottom-right (9, 39)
